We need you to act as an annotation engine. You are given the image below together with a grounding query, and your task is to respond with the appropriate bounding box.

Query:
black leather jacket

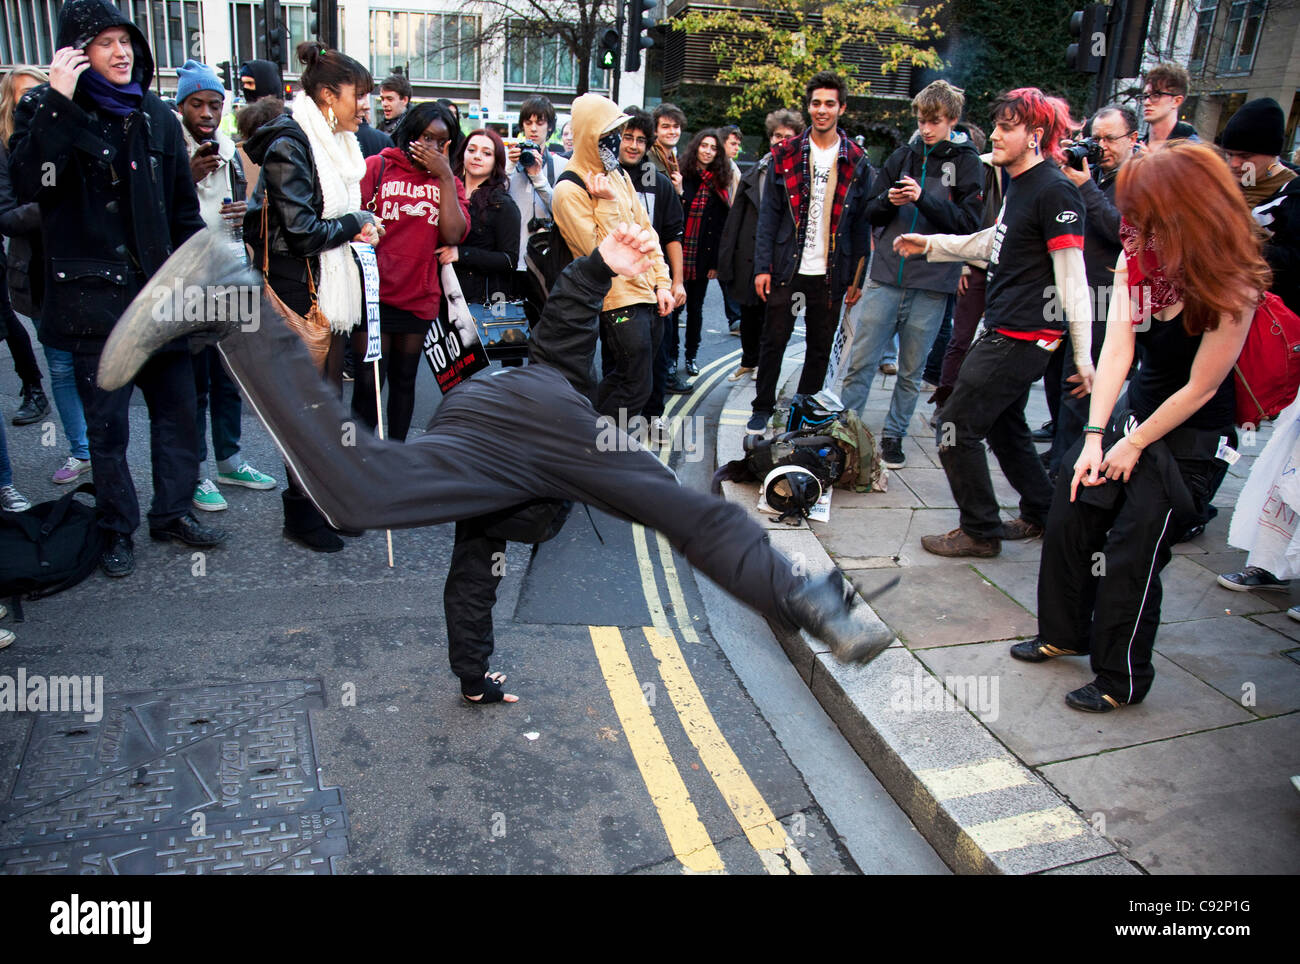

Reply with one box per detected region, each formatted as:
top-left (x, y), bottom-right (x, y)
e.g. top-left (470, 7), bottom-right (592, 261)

top-left (243, 113), bottom-right (370, 282)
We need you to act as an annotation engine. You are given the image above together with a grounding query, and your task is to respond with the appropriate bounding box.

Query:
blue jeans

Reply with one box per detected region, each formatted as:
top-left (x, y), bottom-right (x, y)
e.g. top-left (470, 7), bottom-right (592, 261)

top-left (0, 417), bottom-right (12, 487)
top-left (840, 281), bottom-right (949, 439)
top-left (42, 344), bottom-right (90, 460)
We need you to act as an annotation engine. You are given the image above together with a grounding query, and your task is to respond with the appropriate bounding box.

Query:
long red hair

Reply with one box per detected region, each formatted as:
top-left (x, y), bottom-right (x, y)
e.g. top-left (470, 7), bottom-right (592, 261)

top-left (1116, 141), bottom-right (1271, 334)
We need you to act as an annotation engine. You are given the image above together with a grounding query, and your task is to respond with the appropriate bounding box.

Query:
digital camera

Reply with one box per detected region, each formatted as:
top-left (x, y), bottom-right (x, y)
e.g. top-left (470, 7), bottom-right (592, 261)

top-left (1064, 137), bottom-right (1104, 171)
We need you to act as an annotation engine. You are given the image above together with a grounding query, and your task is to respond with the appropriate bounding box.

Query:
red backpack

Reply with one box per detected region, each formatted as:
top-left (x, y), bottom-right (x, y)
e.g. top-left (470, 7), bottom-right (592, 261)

top-left (1234, 292), bottom-right (1300, 428)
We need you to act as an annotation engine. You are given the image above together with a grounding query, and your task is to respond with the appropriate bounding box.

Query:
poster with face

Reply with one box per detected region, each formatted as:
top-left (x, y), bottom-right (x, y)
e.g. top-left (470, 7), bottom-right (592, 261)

top-left (423, 263), bottom-right (489, 393)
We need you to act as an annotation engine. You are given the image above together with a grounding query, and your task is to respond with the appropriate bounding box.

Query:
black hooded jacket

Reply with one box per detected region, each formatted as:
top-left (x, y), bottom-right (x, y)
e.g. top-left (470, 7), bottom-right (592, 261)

top-left (8, 0), bottom-right (203, 354)
top-left (242, 112), bottom-right (365, 285)
top-left (239, 60), bottom-right (284, 103)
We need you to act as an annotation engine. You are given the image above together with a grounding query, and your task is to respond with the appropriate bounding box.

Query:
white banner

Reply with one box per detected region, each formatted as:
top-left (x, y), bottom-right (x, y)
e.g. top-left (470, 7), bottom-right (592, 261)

top-left (351, 241), bottom-right (382, 363)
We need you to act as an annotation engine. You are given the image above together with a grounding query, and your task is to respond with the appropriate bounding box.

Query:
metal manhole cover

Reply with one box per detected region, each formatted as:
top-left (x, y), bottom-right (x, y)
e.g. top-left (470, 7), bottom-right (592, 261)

top-left (0, 679), bottom-right (347, 874)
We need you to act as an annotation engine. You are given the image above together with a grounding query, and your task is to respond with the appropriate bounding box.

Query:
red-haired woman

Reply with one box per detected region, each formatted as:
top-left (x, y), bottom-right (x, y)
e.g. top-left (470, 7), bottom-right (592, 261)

top-left (1017, 141), bottom-right (1271, 712)
top-left (678, 129), bottom-right (731, 376)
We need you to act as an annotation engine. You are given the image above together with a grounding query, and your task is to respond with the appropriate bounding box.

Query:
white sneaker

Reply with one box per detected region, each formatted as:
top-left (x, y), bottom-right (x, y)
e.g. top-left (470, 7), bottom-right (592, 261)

top-left (0, 628), bottom-right (12, 650)
top-left (1, 484), bottom-right (31, 512)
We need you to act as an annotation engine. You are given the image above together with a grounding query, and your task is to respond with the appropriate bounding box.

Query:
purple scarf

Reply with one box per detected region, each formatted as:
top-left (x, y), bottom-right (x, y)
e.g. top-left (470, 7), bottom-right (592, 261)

top-left (78, 68), bottom-right (143, 116)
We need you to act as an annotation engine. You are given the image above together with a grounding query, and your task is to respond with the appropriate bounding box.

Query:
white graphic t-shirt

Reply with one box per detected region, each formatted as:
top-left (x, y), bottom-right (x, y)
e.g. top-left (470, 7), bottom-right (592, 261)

top-left (799, 138), bottom-right (839, 275)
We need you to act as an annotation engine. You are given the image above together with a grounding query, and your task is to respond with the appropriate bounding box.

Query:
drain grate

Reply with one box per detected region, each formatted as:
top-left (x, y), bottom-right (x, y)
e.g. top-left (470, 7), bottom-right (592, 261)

top-left (0, 679), bottom-right (347, 874)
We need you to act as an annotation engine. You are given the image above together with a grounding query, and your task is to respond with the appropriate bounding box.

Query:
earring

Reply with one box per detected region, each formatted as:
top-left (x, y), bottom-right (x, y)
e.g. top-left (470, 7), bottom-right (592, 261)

top-left (327, 106), bottom-right (338, 132)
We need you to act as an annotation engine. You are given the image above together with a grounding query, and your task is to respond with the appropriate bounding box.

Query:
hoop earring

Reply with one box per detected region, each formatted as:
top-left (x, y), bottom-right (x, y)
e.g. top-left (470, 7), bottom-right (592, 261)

top-left (328, 106), bottom-right (339, 132)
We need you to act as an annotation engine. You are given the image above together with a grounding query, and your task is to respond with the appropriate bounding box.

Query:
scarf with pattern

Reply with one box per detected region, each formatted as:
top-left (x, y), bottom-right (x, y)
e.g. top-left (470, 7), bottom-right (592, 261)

top-left (1120, 216), bottom-right (1183, 325)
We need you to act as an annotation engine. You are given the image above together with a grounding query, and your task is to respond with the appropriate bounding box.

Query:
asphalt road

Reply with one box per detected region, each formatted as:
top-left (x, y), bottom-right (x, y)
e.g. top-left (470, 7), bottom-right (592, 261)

top-left (0, 282), bottom-right (945, 875)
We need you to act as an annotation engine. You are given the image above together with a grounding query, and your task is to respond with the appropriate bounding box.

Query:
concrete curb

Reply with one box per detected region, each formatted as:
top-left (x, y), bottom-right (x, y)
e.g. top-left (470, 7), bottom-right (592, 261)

top-left (714, 365), bottom-right (1139, 875)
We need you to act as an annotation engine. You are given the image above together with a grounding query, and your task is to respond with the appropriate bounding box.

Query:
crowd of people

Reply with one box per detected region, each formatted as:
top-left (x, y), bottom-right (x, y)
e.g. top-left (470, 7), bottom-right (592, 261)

top-left (2, 0), bottom-right (1299, 712)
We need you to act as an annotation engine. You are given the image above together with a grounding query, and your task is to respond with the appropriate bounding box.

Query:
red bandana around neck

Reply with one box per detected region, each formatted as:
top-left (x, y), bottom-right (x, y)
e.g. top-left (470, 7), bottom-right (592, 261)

top-left (1119, 216), bottom-right (1184, 324)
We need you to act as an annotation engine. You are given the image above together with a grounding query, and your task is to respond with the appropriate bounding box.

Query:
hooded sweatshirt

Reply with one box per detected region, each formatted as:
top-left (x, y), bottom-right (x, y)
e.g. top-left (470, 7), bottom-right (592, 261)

top-left (239, 60), bottom-right (283, 103)
top-left (866, 130), bottom-right (984, 292)
top-left (361, 145), bottom-right (470, 318)
top-left (552, 94), bottom-right (671, 312)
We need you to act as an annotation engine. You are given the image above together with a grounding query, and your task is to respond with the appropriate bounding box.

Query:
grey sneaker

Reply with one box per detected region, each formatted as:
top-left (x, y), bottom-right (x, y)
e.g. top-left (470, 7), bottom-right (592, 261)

top-left (1216, 567), bottom-right (1291, 592)
top-left (0, 484), bottom-right (32, 512)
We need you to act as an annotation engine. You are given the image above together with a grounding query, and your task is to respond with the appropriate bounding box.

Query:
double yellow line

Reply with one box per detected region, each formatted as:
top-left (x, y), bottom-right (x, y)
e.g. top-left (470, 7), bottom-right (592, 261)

top-left (589, 347), bottom-right (811, 874)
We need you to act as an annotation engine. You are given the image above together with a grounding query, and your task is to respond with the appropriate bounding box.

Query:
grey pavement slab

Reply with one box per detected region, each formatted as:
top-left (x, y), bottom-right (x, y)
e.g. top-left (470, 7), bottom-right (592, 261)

top-left (1039, 855), bottom-right (1143, 875)
top-left (844, 565), bottom-right (1038, 649)
top-left (970, 559), bottom-right (1041, 616)
top-left (1158, 556), bottom-right (1281, 622)
top-left (1153, 615), bottom-right (1300, 716)
top-left (1250, 610), bottom-right (1300, 642)
top-left (817, 507), bottom-right (914, 567)
top-left (915, 641), bottom-right (1256, 766)
top-left (1040, 714), bottom-right (1300, 874)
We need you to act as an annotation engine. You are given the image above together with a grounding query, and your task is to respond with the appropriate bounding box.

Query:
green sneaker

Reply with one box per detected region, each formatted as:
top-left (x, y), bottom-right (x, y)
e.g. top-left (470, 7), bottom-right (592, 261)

top-left (217, 461), bottom-right (278, 490)
top-left (192, 479), bottom-right (228, 512)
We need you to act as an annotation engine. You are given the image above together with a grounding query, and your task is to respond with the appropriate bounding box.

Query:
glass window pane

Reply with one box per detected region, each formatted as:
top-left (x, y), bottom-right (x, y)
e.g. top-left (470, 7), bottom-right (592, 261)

top-left (507, 25), bottom-right (524, 84)
top-left (372, 11), bottom-right (390, 77)
top-left (434, 13), bottom-right (447, 82)
top-left (525, 35), bottom-right (541, 87)
top-left (461, 17), bottom-right (476, 82)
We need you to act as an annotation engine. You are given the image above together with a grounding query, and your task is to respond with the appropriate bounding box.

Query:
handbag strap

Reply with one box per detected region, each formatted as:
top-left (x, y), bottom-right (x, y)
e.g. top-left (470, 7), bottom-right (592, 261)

top-left (260, 192), bottom-right (319, 303)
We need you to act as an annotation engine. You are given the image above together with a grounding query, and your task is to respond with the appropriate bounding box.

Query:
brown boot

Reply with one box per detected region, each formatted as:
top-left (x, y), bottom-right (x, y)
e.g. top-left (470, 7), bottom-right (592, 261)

top-left (1002, 517), bottom-right (1045, 540)
top-left (920, 527), bottom-right (1001, 558)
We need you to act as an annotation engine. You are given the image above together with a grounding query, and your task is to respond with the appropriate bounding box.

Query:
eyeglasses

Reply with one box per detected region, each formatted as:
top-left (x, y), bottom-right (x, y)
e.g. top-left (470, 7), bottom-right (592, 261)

top-left (1096, 132), bottom-right (1136, 143)
top-left (1140, 90), bottom-right (1178, 102)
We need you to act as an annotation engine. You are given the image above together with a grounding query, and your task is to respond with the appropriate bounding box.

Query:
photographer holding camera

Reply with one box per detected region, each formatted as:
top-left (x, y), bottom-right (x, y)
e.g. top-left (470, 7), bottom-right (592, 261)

top-left (508, 95), bottom-right (567, 303)
top-left (1045, 106), bottom-right (1138, 477)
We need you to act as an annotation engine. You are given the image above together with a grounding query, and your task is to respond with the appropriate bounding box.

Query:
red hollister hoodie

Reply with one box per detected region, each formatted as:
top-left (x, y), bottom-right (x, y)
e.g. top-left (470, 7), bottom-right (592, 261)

top-left (361, 146), bottom-right (470, 318)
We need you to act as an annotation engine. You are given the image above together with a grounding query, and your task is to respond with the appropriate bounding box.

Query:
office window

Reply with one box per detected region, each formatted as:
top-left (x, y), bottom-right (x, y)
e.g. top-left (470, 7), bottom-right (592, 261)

top-left (505, 23), bottom-right (608, 91)
top-left (1188, 0), bottom-right (1218, 71)
top-left (1, 0), bottom-right (62, 66)
top-left (371, 10), bottom-right (479, 83)
top-left (1217, 0), bottom-right (1266, 74)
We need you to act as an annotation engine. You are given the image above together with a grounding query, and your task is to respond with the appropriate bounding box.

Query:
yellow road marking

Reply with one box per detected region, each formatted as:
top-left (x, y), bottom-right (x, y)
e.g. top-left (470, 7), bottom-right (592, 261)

top-left (588, 626), bottom-right (725, 874)
top-left (917, 758), bottom-right (1032, 802)
top-left (966, 806), bottom-right (1088, 854)
top-left (643, 627), bottom-right (811, 875)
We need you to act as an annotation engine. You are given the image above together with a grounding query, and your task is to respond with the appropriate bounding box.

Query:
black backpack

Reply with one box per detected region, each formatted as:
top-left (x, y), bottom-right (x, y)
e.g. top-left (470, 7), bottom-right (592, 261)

top-left (522, 169), bottom-right (590, 316)
top-left (0, 483), bottom-right (104, 620)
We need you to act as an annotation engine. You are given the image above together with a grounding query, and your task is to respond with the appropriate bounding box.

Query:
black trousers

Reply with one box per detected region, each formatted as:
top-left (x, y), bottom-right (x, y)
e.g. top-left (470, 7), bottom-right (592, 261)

top-left (445, 500), bottom-right (571, 684)
top-left (753, 274), bottom-right (840, 415)
top-left (937, 331), bottom-right (1055, 539)
top-left (738, 301), bottom-right (764, 369)
top-left (1037, 435), bottom-right (1220, 704)
top-left (683, 277), bottom-right (711, 362)
top-left (597, 301), bottom-right (660, 418)
top-left (72, 347), bottom-right (198, 535)
top-left (2, 269), bottom-right (42, 390)
top-left (192, 345), bottom-right (242, 465)
top-left (643, 311), bottom-right (673, 419)
top-left (216, 298), bottom-right (804, 626)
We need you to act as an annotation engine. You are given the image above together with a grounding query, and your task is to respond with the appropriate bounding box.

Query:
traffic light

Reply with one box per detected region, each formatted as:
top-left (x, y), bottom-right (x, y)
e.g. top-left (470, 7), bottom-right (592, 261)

top-left (309, 0), bottom-right (339, 48)
top-left (217, 60), bottom-right (232, 92)
top-left (625, 0), bottom-right (657, 72)
top-left (258, 0), bottom-right (287, 68)
top-left (1067, 4), bottom-right (1108, 73)
top-left (598, 28), bottom-right (619, 72)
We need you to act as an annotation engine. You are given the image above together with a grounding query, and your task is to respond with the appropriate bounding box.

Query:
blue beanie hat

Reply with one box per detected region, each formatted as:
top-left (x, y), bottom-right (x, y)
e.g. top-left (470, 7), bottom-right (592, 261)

top-left (176, 59), bottom-right (224, 104)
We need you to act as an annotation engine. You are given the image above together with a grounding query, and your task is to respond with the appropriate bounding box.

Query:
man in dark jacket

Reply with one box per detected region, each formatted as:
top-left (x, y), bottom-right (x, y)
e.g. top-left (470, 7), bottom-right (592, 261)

top-left (750, 71), bottom-right (866, 435)
top-left (102, 226), bottom-right (898, 700)
top-left (8, 0), bottom-right (225, 577)
top-left (717, 108), bottom-right (804, 383)
top-left (838, 81), bottom-right (984, 469)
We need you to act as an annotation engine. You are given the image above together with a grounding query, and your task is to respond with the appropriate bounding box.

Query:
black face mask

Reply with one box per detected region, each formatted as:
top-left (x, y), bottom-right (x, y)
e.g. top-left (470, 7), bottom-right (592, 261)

top-left (599, 129), bottom-right (622, 173)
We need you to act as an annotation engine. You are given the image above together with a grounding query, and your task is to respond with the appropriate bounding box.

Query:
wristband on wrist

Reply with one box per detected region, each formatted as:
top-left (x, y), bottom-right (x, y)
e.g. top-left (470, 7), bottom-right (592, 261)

top-left (1082, 425), bottom-right (1105, 435)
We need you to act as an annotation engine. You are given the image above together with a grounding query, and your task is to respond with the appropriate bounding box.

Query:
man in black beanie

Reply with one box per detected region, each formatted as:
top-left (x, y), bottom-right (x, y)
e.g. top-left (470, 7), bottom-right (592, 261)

top-left (1217, 97), bottom-right (1299, 314)
top-left (238, 59), bottom-right (283, 104)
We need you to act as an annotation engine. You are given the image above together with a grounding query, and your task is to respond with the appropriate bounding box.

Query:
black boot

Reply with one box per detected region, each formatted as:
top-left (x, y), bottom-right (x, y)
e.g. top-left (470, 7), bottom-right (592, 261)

top-left (12, 385), bottom-right (49, 425)
top-left (282, 489), bottom-right (344, 553)
top-left (781, 571), bottom-right (895, 664)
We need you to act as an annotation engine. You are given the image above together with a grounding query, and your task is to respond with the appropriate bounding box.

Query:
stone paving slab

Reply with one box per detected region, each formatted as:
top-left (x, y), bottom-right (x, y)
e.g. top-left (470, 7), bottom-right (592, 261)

top-left (817, 507), bottom-right (914, 566)
top-left (914, 642), bottom-right (1256, 766)
top-left (1249, 610), bottom-right (1300, 642)
top-left (845, 567), bottom-right (1039, 649)
top-left (1153, 615), bottom-right (1300, 716)
top-left (1158, 556), bottom-right (1280, 621)
top-left (1039, 715), bottom-right (1300, 874)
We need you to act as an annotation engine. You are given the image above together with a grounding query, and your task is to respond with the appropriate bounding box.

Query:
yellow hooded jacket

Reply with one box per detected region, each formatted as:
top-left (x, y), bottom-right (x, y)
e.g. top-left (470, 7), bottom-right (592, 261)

top-left (552, 93), bottom-right (671, 312)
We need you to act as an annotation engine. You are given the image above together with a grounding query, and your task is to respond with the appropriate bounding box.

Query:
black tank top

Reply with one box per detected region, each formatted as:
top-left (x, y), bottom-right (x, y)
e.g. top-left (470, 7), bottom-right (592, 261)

top-left (1127, 311), bottom-right (1236, 429)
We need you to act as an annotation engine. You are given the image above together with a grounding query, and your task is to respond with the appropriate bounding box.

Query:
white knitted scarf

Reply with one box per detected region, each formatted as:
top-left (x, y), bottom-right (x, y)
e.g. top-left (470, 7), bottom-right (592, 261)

top-left (292, 91), bottom-right (365, 333)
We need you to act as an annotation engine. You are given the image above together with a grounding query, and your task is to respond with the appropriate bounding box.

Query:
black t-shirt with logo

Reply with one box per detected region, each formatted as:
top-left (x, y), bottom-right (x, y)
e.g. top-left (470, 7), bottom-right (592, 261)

top-left (985, 161), bottom-right (1086, 334)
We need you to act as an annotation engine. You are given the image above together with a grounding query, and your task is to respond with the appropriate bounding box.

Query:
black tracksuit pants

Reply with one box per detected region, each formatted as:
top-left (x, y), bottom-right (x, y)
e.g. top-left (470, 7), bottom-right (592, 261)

top-left (1037, 433), bottom-right (1221, 705)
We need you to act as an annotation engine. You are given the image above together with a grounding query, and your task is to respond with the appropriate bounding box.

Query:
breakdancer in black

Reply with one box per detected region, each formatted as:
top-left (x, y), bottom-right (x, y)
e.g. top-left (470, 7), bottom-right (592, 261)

top-left (99, 224), bottom-right (893, 700)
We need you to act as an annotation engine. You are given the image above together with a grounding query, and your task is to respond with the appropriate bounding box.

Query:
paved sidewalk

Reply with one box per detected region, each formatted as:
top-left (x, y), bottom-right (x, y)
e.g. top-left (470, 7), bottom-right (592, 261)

top-left (716, 354), bottom-right (1300, 874)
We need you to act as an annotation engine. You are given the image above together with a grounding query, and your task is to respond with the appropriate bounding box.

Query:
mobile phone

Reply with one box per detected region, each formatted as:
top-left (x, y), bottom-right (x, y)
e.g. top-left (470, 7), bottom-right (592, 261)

top-left (198, 141), bottom-right (219, 156)
top-left (894, 179), bottom-right (908, 189)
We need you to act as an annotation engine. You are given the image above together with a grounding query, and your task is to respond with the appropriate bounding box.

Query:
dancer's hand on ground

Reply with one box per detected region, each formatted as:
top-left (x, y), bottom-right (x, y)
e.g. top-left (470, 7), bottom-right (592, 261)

top-left (1070, 435), bottom-right (1106, 501)
top-left (599, 222), bottom-right (657, 277)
